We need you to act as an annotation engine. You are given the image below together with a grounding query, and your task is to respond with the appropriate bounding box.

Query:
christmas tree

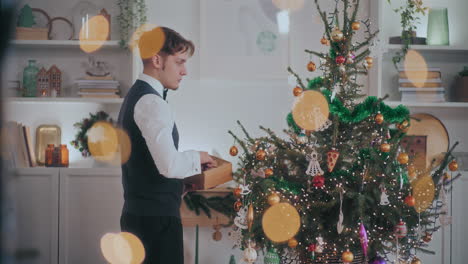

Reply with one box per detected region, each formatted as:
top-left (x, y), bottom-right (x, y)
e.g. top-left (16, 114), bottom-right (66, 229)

top-left (228, 0), bottom-right (460, 263)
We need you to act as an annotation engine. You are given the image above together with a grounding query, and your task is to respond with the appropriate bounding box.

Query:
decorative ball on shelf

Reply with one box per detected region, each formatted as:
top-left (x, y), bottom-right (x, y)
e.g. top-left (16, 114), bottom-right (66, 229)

top-left (307, 61), bottom-right (317, 72)
top-left (448, 160), bottom-right (458, 171)
top-left (287, 238), bottom-right (298, 248)
top-left (336, 55), bottom-right (346, 64)
top-left (370, 256), bottom-right (387, 264)
top-left (293, 86), bottom-right (303, 97)
top-left (365, 56), bottom-right (374, 65)
top-left (380, 143), bottom-right (391, 153)
top-left (229, 146), bottom-right (239, 156)
top-left (351, 21), bottom-right (361, 30)
top-left (374, 113), bottom-right (384, 124)
top-left (331, 27), bottom-right (344, 42)
top-left (397, 152), bottom-right (409, 165)
top-left (411, 257), bottom-right (422, 264)
top-left (256, 149), bottom-right (266, 161)
top-left (267, 193), bottom-right (281, 205)
top-left (264, 168), bottom-right (274, 177)
top-left (320, 36), bottom-right (329, 45)
top-left (312, 174), bottom-right (325, 188)
top-left (234, 200), bottom-right (243, 212)
top-left (233, 187), bottom-right (242, 198)
top-left (404, 195), bottom-right (416, 207)
top-left (394, 221), bottom-right (407, 238)
top-left (397, 120), bottom-right (410, 133)
top-left (422, 232), bottom-right (432, 243)
top-left (341, 250), bottom-right (354, 263)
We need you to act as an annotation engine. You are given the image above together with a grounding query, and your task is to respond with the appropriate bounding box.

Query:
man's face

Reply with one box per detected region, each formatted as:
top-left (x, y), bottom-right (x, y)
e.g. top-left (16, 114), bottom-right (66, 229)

top-left (159, 51), bottom-right (189, 90)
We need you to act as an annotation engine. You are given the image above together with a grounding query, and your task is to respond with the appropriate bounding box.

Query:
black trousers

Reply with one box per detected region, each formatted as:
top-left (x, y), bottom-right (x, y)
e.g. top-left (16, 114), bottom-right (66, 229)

top-left (120, 212), bottom-right (184, 264)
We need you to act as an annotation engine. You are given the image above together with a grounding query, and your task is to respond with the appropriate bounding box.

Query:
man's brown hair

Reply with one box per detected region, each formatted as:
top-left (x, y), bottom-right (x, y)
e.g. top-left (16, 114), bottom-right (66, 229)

top-left (140, 26), bottom-right (194, 66)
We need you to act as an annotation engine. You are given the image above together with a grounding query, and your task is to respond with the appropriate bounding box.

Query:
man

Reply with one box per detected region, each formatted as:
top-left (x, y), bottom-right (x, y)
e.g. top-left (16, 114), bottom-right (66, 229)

top-left (117, 27), bottom-right (216, 264)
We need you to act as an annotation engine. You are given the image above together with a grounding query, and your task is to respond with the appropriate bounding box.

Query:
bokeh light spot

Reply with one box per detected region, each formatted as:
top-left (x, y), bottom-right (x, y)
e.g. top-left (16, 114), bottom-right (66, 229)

top-left (79, 15), bottom-right (109, 53)
top-left (403, 50), bottom-right (428, 88)
top-left (87, 121), bottom-right (118, 162)
top-left (129, 24), bottom-right (165, 60)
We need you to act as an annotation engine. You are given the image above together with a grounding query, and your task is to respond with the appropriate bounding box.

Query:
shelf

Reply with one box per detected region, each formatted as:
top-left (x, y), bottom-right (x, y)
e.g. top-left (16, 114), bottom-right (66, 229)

top-left (5, 97), bottom-right (123, 104)
top-left (10, 40), bottom-right (121, 49)
top-left (385, 101), bottom-right (468, 108)
top-left (384, 44), bottom-right (468, 53)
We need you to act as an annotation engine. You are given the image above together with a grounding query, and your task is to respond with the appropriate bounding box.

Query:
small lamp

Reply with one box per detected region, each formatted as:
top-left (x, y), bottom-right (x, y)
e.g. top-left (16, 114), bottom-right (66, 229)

top-left (426, 7), bottom-right (449, 45)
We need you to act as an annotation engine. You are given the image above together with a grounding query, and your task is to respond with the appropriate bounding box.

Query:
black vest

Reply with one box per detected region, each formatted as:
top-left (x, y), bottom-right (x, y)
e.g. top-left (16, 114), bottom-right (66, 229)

top-left (118, 80), bottom-right (183, 217)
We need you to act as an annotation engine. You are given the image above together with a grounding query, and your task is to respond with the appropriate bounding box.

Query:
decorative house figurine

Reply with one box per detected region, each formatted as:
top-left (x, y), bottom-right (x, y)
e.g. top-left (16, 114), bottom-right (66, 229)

top-left (47, 65), bottom-right (61, 97)
top-left (99, 8), bottom-right (111, 40)
top-left (36, 67), bottom-right (50, 96)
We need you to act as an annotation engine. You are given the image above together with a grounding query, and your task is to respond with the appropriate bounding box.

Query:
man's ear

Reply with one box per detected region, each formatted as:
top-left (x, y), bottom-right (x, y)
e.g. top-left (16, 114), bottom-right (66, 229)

top-left (151, 54), bottom-right (162, 69)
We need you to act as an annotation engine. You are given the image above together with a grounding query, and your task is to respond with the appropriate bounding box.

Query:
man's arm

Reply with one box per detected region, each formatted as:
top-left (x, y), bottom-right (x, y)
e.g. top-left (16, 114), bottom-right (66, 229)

top-left (134, 94), bottom-right (203, 179)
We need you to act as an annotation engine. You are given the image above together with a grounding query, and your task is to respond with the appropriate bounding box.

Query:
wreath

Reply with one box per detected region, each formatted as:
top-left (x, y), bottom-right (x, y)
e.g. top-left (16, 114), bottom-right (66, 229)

top-left (71, 111), bottom-right (114, 157)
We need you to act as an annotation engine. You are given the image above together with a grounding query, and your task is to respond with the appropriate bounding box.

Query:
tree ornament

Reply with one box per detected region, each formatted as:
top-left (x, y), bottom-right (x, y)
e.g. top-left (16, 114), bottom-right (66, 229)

top-left (233, 187), bottom-right (242, 198)
top-left (394, 221), bottom-right (407, 238)
top-left (307, 244), bottom-right (316, 252)
top-left (315, 236), bottom-right (324, 253)
top-left (404, 195), bottom-right (416, 207)
top-left (264, 168), bottom-right (274, 177)
top-left (297, 132), bottom-right (308, 144)
top-left (398, 120), bottom-right (410, 132)
top-left (288, 238), bottom-right (298, 248)
top-left (306, 149), bottom-right (324, 176)
top-left (212, 224), bottom-right (222, 241)
top-left (229, 146), bottom-right (238, 156)
top-left (256, 149), bottom-right (266, 160)
top-left (374, 113), bottom-right (384, 124)
top-left (293, 86), bottom-right (303, 96)
top-left (247, 204), bottom-right (254, 231)
top-left (346, 53), bottom-right (355, 64)
top-left (359, 223), bottom-right (368, 257)
top-left (370, 256), bottom-right (387, 264)
top-left (267, 192), bottom-right (280, 205)
top-left (264, 248), bottom-right (280, 264)
top-left (351, 21), bottom-right (361, 30)
top-left (320, 36), bottom-right (329, 45)
top-left (380, 143), bottom-right (391, 153)
top-left (336, 55), bottom-right (346, 64)
top-left (339, 65), bottom-right (346, 74)
top-left (242, 244), bottom-right (258, 264)
top-left (307, 61), bottom-right (317, 72)
top-left (365, 56), bottom-right (374, 64)
top-left (327, 148), bottom-right (340, 172)
top-left (234, 200), bottom-right (243, 212)
top-left (422, 232), bottom-right (432, 243)
top-left (411, 257), bottom-right (422, 264)
top-left (312, 175), bottom-right (325, 188)
top-left (398, 153), bottom-right (409, 164)
top-left (229, 254), bottom-right (236, 264)
top-left (234, 206), bottom-right (248, 229)
top-left (331, 27), bottom-right (344, 42)
top-left (337, 189), bottom-right (344, 234)
top-left (448, 160), bottom-right (458, 171)
top-left (380, 186), bottom-right (390, 205)
top-left (443, 172), bottom-right (451, 181)
top-left (342, 250), bottom-right (354, 263)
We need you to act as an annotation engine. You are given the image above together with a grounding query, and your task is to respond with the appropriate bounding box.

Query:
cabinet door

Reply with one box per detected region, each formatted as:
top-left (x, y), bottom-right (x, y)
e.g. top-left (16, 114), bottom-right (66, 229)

top-left (58, 168), bottom-right (123, 264)
top-left (12, 168), bottom-right (59, 264)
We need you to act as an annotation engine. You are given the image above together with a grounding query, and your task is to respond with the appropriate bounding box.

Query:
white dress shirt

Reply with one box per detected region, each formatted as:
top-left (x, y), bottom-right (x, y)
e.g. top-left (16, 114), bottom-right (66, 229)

top-left (134, 73), bottom-right (201, 179)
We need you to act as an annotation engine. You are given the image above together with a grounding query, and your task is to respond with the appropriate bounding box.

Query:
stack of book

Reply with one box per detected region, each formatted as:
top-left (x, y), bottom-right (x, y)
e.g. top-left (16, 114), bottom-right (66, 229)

top-left (398, 68), bottom-right (445, 102)
top-left (75, 76), bottom-right (120, 99)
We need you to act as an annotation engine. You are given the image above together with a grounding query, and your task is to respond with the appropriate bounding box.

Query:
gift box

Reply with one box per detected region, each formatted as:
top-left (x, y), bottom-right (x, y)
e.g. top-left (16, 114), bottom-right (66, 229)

top-left (183, 156), bottom-right (232, 190)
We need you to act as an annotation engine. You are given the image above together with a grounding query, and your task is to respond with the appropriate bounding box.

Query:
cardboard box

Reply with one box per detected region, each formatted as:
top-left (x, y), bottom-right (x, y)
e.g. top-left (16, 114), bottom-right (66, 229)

top-left (183, 156), bottom-right (232, 190)
top-left (16, 27), bottom-right (48, 40)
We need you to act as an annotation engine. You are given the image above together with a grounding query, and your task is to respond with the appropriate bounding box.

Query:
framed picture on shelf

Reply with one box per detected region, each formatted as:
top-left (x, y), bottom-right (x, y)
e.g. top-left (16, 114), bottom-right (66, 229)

top-left (199, 0), bottom-right (289, 80)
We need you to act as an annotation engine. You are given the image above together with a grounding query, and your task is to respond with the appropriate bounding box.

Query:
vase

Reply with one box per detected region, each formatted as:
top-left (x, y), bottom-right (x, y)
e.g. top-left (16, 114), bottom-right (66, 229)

top-left (22, 59), bottom-right (39, 97)
top-left (427, 7), bottom-right (449, 45)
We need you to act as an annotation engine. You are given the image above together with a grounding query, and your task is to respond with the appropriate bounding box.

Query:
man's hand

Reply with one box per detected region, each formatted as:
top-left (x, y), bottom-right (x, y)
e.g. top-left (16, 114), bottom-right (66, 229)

top-left (199, 151), bottom-right (217, 170)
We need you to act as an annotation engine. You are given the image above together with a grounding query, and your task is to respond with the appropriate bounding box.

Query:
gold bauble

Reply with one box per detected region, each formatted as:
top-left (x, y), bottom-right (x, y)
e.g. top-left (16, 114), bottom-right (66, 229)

top-left (256, 149), bottom-right (266, 161)
top-left (351, 21), bottom-right (361, 30)
top-left (307, 61), bottom-right (317, 72)
top-left (247, 204), bottom-right (254, 230)
top-left (365, 56), bottom-right (374, 64)
top-left (267, 193), bottom-right (281, 205)
top-left (262, 203), bottom-right (300, 243)
top-left (288, 238), bottom-right (298, 248)
top-left (331, 27), bottom-right (344, 42)
top-left (422, 232), bottom-right (432, 243)
top-left (320, 36), bottom-right (329, 45)
top-left (398, 120), bottom-right (410, 133)
top-left (229, 146), bottom-right (238, 156)
top-left (342, 251), bottom-right (354, 262)
top-left (234, 200), bottom-right (243, 212)
top-left (233, 187), bottom-right (242, 198)
top-left (411, 257), bottom-right (422, 264)
top-left (380, 143), bottom-right (391, 153)
top-left (448, 160), bottom-right (458, 171)
top-left (293, 86), bottom-right (303, 97)
top-left (264, 168), bottom-right (274, 177)
top-left (374, 113), bottom-right (384, 124)
top-left (398, 153), bottom-right (409, 164)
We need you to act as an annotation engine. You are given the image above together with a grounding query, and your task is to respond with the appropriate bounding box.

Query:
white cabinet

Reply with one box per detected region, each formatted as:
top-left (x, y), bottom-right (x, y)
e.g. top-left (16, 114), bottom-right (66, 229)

top-left (13, 168), bottom-right (59, 264)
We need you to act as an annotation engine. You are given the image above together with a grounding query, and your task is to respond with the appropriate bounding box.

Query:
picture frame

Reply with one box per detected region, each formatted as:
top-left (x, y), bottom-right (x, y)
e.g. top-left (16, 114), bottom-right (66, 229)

top-left (47, 17), bottom-right (74, 40)
top-left (199, 0), bottom-right (290, 80)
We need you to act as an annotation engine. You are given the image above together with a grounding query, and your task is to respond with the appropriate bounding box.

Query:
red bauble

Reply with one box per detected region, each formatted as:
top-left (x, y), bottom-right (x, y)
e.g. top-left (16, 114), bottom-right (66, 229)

top-left (312, 175), bottom-right (325, 187)
top-left (307, 244), bottom-right (316, 252)
top-left (336, 56), bottom-right (346, 64)
top-left (404, 195), bottom-right (416, 207)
